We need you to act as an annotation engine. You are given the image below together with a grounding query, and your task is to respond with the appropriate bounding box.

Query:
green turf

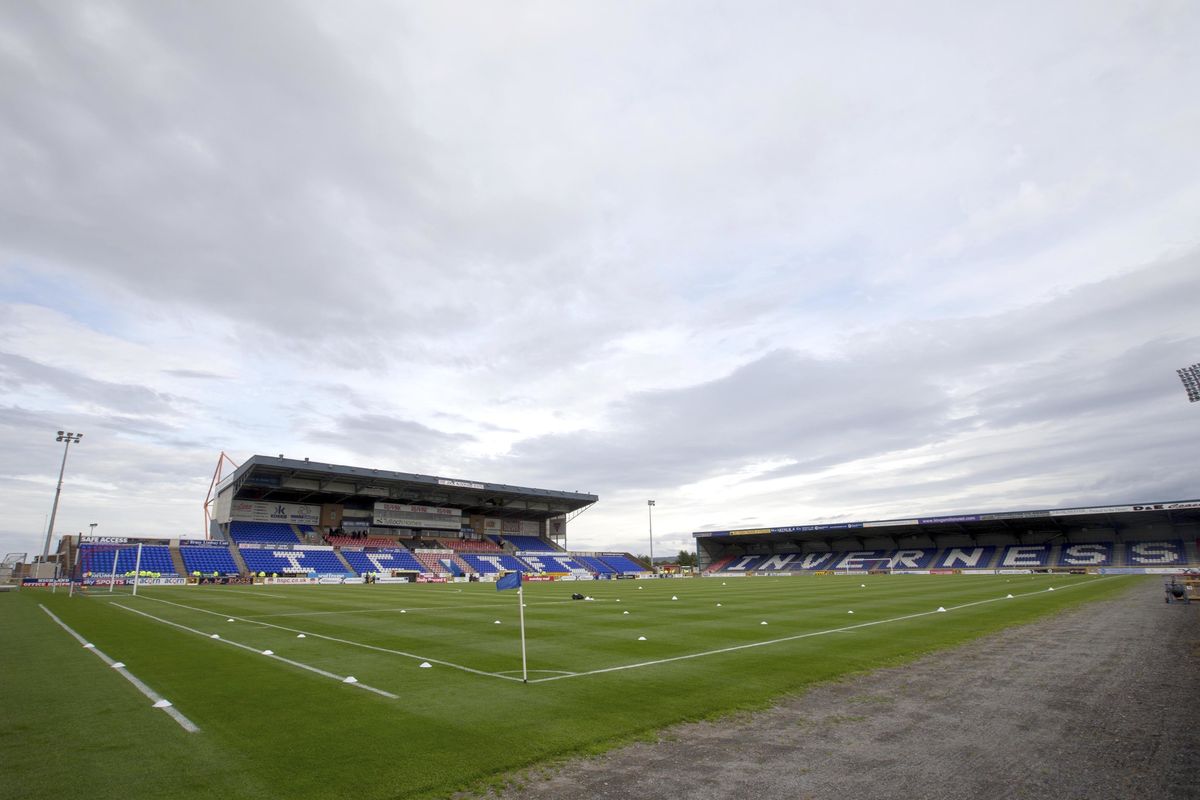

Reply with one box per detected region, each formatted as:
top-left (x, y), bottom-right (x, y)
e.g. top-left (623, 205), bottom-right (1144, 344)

top-left (1, 573), bottom-right (1139, 799)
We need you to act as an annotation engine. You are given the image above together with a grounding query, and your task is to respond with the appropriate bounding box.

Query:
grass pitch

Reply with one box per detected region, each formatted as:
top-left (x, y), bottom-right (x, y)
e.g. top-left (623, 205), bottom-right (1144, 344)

top-left (3, 573), bottom-right (1137, 799)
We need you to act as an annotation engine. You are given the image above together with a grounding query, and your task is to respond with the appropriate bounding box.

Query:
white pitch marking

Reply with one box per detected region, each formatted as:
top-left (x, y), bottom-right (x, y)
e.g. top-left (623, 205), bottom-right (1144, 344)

top-left (112, 603), bottom-right (399, 699)
top-left (191, 587), bottom-right (291, 599)
top-left (39, 605), bottom-right (199, 733)
top-left (528, 577), bottom-right (1120, 684)
top-left (133, 595), bottom-right (524, 683)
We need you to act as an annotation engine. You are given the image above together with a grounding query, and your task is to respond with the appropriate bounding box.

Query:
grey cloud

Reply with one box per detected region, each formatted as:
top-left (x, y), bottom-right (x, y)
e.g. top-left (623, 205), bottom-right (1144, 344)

top-left (0, 352), bottom-right (179, 416)
top-left (162, 368), bottom-right (230, 380)
top-left (306, 413), bottom-right (476, 463)
top-left (497, 252), bottom-right (1200, 508)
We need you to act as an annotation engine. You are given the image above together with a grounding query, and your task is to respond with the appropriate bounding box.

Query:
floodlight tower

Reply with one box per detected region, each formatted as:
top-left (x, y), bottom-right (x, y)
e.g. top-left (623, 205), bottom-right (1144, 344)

top-left (647, 499), bottom-right (655, 572)
top-left (42, 430), bottom-right (83, 564)
top-left (1177, 363), bottom-right (1200, 403)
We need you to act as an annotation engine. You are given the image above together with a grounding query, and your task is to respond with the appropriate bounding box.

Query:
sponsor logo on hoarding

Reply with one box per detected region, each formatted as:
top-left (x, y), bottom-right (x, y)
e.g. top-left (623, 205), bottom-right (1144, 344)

top-left (438, 479), bottom-right (485, 490)
top-left (1048, 505), bottom-right (1134, 516)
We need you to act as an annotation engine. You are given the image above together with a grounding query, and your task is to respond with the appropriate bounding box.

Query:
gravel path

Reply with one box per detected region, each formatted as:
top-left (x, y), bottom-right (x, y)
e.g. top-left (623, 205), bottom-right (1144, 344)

top-left (490, 578), bottom-right (1199, 800)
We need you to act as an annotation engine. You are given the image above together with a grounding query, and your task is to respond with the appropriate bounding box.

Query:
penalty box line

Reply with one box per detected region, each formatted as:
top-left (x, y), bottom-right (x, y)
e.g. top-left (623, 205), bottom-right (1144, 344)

top-left (131, 594), bottom-right (525, 683)
top-left (39, 604), bottom-right (200, 733)
top-left (527, 576), bottom-right (1120, 684)
top-left (112, 603), bottom-right (398, 699)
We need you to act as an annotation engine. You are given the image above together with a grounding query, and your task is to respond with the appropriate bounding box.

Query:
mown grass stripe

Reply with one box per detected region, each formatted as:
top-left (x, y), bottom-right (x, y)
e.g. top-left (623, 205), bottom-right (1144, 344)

top-left (129, 594), bottom-right (525, 682)
top-left (112, 602), bottom-right (399, 699)
top-left (40, 604), bottom-right (201, 732)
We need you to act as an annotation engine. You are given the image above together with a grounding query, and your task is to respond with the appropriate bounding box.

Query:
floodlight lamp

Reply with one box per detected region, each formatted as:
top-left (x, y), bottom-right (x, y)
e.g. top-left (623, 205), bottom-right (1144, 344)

top-left (57, 430), bottom-right (64, 436)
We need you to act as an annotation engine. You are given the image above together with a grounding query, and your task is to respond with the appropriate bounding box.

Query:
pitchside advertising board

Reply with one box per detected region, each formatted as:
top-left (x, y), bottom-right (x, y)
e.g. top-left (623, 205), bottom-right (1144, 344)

top-left (231, 500), bottom-right (320, 526)
top-left (373, 502), bottom-right (461, 530)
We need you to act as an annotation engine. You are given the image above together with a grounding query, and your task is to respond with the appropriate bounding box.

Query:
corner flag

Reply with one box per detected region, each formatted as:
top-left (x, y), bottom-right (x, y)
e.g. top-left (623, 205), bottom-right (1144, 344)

top-left (496, 571), bottom-right (527, 682)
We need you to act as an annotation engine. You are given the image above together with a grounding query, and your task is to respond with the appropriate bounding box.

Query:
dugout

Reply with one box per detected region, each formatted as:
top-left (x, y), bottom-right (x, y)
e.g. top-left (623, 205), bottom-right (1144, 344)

top-left (694, 500), bottom-right (1200, 574)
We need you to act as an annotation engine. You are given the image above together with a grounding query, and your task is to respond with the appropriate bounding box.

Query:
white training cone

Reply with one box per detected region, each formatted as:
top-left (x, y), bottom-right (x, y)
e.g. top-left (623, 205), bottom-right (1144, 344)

top-left (861, 584), bottom-right (866, 588)
top-left (671, 595), bottom-right (678, 600)
top-left (400, 610), bottom-right (406, 614)
top-left (296, 634), bottom-right (306, 638)
top-left (615, 599), bottom-right (621, 602)
top-left (722, 582), bottom-right (726, 586)
top-left (1006, 594), bottom-right (1014, 599)
top-left (227, 618), bottom-right (235, 622)
top-left (262, 650), bottom-right (274, 656)
top-left (716, 603), bottom-right (722, 607)
top-left (210, 634), bottom-right (220, 639)
top-left (111, 662), bottom-right (125, 669)
top-left (83, 643), bottom-right (95, 649)
top-left (1048, 587), bottom-right (1055, 592)
top-left (638, 586), bottom-right (643, 590)
top-left (760, 621), bottom-right (768, 625)
top-left (152, 699), bottom-right (173, 708)
top-left (494, 620), bottom-right (501, 624)
top-left (623, 610), bottom-right (629, 615)
top-left (637, 636), bottom-right (647, 641)
top-left (848, 610), bottom-right (855, 614)
top-left (343, 676), bottom-right (358, 684)
top-left (419, 662), bottom-right (431, 668)
top-left (936, 607), bottom-right (946, 613)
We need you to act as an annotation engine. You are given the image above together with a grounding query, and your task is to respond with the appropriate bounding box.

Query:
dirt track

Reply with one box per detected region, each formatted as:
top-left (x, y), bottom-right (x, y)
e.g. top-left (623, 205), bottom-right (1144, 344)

top-left (491, 578), bottom-right (1199, 800)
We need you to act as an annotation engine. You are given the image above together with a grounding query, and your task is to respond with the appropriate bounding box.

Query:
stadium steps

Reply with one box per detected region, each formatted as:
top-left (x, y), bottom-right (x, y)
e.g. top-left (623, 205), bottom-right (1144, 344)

top-left (168, 545), bottom-right (188, 577)
top-left (332, 549), bottom-right (355, 574)
top-left (228, 544), bottom-right (251, 576)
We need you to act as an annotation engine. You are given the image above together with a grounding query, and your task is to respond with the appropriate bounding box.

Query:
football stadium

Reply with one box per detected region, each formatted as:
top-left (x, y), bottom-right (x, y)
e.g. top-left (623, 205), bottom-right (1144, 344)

top-left (5, 454), bottom-right (1199, 799)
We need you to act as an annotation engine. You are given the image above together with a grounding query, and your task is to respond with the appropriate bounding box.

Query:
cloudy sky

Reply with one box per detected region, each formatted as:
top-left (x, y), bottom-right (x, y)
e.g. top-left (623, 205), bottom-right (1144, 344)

top-left (2, 1), bottom-right (1198, 561)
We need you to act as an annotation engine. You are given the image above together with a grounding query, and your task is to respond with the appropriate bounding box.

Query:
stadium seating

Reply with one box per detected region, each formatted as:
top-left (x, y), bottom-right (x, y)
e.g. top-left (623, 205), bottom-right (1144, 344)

top-left (180, 546), bottom-right (241, 576)
top-left (79, 544), bottom-right (178, 576)
top-left (240, 548), bottom-right (350, 575)
top-left (229, 521), bottom-right (302, 545)
top-left (326, 534), bottom-right (398, 548)
top-left (341, 549), bottom-right (427, 575)
top-left (598, 554), bottom-right (646, 574)
top-left (1125, 540), bottom-right (1186, 566)
top-left (519, 554), bottom-right (578, 573)
top-left (413, 551), bottom-right (465, 574)
top-left (458, 553), bottom-right (529, 574)
top-left (433, 538), bottom-right (503, 553)
top-left (497, 535), bottom-right (558, 552)
top-left (575, 555), bottom-right (617, 575)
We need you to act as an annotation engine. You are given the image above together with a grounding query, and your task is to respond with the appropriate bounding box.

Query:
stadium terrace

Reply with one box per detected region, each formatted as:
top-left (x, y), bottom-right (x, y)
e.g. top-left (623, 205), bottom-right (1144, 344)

top-left (694, 500), bottom-right (1200, 575)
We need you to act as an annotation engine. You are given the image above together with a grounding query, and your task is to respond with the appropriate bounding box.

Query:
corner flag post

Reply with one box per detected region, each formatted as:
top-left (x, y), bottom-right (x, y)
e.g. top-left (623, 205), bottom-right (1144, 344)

top-left (518, 582), bottom-right (528, 683)
top-left (496, 570), bottom-right (528, 683)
